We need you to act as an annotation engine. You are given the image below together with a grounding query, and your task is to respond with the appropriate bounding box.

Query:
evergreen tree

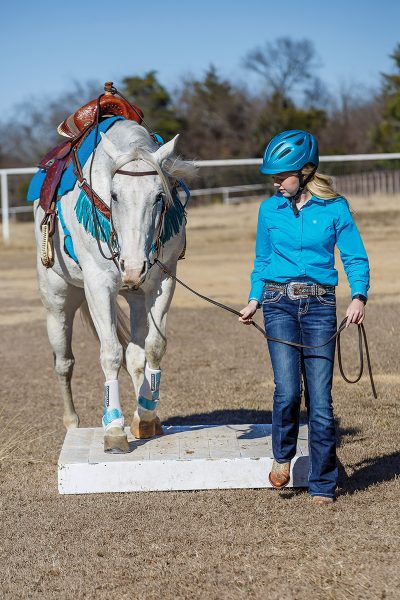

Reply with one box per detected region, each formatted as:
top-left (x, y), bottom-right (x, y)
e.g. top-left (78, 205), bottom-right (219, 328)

top-left (373, 43), bottom-right (400, 151)
top-left (121, 71), bottom-right (181, 141)
top-left (175, 65), bottom-right (254, 159)
top-left (254, 92), bottom-right (327, 155)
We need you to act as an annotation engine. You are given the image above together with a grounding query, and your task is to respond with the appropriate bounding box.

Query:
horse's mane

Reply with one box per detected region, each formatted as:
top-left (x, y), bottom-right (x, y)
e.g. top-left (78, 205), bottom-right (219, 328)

top-left (110, 121), bottom-right (197, 208)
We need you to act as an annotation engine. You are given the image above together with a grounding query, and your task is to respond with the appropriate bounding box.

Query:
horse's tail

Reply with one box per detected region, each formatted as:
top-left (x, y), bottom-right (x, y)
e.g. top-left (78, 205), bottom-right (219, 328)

top-left (79, 300), bottom-right (130, 369)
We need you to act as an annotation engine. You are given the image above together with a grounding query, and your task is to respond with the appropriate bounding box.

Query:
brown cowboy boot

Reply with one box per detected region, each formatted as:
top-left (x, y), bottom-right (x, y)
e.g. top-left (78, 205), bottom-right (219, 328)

top-left (268, 460), bottom-right (291, 488)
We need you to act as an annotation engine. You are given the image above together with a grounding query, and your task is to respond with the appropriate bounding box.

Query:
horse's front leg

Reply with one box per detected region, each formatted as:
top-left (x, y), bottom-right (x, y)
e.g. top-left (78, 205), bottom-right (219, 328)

top-left (126, 273), bottom-right (176, 439)
top-left (84, 279), bottom-right (129, 453)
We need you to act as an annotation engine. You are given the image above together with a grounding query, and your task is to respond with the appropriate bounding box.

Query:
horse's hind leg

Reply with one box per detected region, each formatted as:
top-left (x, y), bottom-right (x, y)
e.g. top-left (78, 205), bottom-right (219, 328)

top-left (39, 270), bottom-right (84, 429)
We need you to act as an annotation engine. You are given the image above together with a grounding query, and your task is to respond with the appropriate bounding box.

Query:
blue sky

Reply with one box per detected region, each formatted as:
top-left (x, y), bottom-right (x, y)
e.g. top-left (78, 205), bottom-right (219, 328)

top-left (1, 0), bottom-right (400, 117)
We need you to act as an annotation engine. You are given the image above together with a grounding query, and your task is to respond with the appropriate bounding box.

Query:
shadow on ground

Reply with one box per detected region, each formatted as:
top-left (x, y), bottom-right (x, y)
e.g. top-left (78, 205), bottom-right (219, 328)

top-left (165, 410), bottom-right (399, 494)
top-left (338, 450), bottom-right (400, 496)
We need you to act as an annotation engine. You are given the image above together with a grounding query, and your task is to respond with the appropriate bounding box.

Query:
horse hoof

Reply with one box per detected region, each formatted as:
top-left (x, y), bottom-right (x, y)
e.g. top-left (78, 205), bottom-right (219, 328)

top-left (131, 416), bottom-right (164, 439)
top-left (104, 427), bottom-right (130, 454)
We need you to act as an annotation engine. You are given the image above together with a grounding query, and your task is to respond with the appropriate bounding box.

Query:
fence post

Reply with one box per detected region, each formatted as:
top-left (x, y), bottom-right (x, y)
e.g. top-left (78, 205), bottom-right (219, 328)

top-left (1, 171), bottom-right (10, 245)
top-left (222, 188), bottom-right (230, 204)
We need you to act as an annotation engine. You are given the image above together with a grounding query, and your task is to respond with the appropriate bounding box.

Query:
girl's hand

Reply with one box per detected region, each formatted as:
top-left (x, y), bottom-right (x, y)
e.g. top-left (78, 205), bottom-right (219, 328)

top-left (345, 298), bottom-right (365, 327)
top-left (239, 300), bottom-right (258, 325)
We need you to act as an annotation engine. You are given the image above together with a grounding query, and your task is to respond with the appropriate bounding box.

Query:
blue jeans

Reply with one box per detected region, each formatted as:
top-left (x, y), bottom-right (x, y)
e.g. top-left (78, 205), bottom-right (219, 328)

top-left (262, 283), bottom-right (338, 498)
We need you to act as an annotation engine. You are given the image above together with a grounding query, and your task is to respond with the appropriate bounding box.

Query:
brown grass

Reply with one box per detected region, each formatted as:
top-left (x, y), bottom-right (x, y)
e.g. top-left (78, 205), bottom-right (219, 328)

top-left (0, 195), bottom-right (399, 599)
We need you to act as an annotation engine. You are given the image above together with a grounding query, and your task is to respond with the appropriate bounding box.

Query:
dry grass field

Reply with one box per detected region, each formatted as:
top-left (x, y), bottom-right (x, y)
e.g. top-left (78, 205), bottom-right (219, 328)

top-left (0, 194), bottom-right (399, 599)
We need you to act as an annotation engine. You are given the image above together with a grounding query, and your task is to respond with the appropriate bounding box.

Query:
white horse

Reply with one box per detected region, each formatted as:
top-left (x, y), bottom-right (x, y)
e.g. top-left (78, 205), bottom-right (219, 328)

top-left (34, 119), bottom-right (196, 453)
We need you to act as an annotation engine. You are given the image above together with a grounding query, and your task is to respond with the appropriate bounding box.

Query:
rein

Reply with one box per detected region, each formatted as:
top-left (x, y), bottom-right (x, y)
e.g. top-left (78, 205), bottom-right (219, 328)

top-left (154, 259), bottom-right (378, 399)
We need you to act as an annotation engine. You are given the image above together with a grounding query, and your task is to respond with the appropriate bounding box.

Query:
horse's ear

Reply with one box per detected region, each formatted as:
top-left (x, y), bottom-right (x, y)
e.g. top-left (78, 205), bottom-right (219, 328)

top-left (100, 132), bottom-right (120, 162)
top-left (153, 134), bottom-right (179, 164)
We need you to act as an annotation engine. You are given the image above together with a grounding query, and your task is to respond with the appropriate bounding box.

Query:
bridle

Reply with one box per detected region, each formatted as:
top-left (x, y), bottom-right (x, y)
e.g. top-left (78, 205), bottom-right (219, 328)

top-left (72, 111), bottom-right (174, 271)
top-left (70, 84), bottom-right (180, 270)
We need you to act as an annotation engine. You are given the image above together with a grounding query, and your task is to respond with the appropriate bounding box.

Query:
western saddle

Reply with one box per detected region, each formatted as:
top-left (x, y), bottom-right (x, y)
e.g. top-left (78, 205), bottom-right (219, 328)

top-left (38, 82), bottom-right (144, 267)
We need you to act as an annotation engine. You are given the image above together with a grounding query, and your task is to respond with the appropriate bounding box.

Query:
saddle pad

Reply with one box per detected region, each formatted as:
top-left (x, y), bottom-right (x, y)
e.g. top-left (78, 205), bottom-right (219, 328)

top-left (27, 116), bottom-right (124, 202)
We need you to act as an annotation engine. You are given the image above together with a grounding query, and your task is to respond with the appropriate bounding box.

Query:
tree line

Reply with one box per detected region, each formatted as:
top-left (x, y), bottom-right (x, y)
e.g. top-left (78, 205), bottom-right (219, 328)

top-left (1, 37), bottom-right (400, 179)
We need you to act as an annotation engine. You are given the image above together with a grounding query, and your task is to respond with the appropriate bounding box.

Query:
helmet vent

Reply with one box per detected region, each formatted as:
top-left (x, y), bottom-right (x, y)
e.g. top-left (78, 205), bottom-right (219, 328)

top-left (271, 142), bottom-right (285, 157)
top-left (294, 137), bottom-right (305, 146)
top-left (284, 132), bottom-right (299, 139)
top-left (278, 148), bottom-right (291, 159)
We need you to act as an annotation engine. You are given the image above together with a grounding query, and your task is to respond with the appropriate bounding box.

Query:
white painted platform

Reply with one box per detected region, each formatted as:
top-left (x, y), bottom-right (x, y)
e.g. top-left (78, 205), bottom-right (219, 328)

top-left (58, 424), bottom-right (309, 494)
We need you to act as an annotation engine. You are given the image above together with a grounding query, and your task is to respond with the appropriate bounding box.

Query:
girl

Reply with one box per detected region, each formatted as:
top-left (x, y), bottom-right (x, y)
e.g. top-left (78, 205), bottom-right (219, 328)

top-left (239, 130), bottom-right (369, 504)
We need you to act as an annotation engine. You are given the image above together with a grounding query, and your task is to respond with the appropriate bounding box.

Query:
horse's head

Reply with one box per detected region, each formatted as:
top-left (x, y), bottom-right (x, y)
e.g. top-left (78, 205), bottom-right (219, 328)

top-left (100, 124), bottom-right (191, 288)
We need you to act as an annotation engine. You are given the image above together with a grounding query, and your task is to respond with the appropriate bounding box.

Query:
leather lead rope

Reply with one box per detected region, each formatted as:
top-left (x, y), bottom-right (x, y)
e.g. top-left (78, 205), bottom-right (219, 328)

top-left (154, 259), bottom-right (378, 399)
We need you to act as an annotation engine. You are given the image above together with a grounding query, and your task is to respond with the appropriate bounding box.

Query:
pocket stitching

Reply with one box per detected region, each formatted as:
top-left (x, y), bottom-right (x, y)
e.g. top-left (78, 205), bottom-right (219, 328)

top-left (316, 294), bottom-right (336, 306)
top-left (262, 290), bottom-right (283, 304)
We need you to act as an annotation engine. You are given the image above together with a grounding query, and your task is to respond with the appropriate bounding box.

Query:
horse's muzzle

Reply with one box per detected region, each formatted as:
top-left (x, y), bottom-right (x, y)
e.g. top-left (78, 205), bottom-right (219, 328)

top-left (119, 260), bottom-right (148, 288)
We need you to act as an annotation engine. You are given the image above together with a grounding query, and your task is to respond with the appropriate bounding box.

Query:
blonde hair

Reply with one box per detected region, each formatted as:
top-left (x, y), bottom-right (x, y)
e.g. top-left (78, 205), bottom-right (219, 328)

top-left (302, 164), bottom-right (342, 200)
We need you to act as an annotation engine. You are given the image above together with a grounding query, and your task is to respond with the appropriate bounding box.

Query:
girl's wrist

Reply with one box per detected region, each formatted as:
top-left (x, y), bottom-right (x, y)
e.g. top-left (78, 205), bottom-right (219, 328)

top-left (352, 294), bottom-right (367, 304)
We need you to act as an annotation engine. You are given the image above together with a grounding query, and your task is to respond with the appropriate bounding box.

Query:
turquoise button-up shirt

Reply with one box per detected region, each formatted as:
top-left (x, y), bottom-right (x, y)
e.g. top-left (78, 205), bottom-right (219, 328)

top-left (249, 194), bottom-right (370, 304)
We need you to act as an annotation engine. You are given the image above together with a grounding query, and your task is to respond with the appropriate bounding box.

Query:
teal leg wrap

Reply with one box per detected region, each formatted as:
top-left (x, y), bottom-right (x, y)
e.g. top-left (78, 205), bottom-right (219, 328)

top-left (102, 408), bottom-right (123, 428)
top-left (138, 396), bottom-right (158, 411)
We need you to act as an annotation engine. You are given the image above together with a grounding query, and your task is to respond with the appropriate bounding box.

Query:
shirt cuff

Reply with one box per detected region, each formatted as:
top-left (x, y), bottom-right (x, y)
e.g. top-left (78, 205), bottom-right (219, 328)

top-left (350, 282), bottom-right (369, 299)
top-left (248, 297), bottom-right (260, 308)
top-left (248, 282), bottom-right (265, 305)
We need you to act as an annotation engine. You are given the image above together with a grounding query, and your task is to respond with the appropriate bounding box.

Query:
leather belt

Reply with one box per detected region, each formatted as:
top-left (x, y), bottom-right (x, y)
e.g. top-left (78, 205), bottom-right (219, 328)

top-left (266, 281), bottom-right (335, 300)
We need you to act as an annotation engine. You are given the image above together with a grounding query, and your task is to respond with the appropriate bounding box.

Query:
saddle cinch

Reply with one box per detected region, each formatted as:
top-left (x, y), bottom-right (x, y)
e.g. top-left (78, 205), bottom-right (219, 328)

top-left (38, 81), bottom-right (144, 267)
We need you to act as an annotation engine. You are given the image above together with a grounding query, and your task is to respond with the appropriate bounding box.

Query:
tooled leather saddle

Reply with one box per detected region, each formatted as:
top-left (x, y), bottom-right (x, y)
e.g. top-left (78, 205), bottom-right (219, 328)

top-left (57, 83), bottom-right (143, 139)
top-left (38, 82), bottom-right (143, 225)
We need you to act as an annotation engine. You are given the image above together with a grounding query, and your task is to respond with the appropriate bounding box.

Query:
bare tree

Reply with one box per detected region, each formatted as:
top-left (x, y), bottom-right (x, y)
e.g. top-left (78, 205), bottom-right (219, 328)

top-left (0, 80), bottom-right (100, 166)
top-left (318, 82), bottom-right (380, 155)
top-left (303, 77), bottom-right (333, 110)
top-left (244, 37), bottom-right (320, 98)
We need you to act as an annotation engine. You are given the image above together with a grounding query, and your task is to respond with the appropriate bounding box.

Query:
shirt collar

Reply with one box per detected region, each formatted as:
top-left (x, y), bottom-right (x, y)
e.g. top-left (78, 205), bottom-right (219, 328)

top-left (275, 194), bottom-right (327, 209)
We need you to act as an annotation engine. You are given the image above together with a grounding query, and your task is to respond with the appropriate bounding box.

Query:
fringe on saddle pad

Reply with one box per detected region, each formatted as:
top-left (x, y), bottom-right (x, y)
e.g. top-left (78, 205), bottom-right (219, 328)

top-left (75, 190), bottom-right (111, 242)
top-left (74, 189), bottom-right (186, 249)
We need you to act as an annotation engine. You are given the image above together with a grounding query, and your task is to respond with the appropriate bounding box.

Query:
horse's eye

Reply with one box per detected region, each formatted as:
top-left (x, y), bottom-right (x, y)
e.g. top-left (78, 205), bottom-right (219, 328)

top-left (155, 193), bottom-right (164, 205)
top-left (111, 192), bottom-right (118, 202)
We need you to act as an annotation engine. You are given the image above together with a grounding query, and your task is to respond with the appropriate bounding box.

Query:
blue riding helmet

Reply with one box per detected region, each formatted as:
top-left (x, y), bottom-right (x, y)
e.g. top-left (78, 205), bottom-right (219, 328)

top-left (260, 130), bottom-right (319, 175)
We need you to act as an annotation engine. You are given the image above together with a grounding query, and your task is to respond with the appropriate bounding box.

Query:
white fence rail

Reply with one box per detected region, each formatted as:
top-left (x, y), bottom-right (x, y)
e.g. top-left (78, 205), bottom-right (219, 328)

top-left (2, 153), bottom-right (400, 244)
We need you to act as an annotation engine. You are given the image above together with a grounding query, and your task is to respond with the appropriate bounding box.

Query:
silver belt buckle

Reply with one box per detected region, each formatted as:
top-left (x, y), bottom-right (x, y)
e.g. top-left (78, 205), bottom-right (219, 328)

top-left (287, 282), bottom-right (309, 300)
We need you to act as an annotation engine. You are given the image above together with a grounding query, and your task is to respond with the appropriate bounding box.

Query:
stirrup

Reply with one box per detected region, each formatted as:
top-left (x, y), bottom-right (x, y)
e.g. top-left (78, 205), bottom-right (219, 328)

top-left (40, 223), bottom-right (54, 268)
